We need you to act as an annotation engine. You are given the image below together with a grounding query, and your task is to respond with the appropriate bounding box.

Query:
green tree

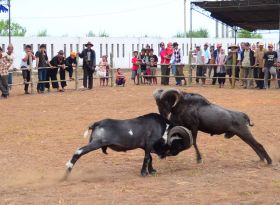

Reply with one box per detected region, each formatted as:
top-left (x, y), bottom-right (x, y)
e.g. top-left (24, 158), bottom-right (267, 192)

top-left (0, 20), bottom-right (26, 36)
top-left (98, 30), bottom-right (109, 37)
top-left (175, 28), bottom-right (209, 38)
top-left (37, 29), bottom-right (48, 37)
top-left (237, 29), bottom-right (262, 39)
top-left (86, 30), bottom-right (96, 37)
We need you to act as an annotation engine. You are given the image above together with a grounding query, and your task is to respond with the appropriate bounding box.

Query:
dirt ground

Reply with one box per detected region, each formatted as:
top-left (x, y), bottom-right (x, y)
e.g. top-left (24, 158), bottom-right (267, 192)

top-left (1, 73), bottom-right (280, 205)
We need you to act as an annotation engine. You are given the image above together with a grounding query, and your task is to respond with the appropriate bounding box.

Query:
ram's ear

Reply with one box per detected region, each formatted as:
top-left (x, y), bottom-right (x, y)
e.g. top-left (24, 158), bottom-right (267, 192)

top-left (153, 89), bottom-right (163, 102)
top-left (160, 88), bottom-right (181, 108)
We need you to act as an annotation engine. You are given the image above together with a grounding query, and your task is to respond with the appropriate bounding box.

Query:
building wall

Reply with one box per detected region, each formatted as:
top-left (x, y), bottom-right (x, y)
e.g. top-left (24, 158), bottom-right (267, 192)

top-left (0, 37), bottom-right (277, 68)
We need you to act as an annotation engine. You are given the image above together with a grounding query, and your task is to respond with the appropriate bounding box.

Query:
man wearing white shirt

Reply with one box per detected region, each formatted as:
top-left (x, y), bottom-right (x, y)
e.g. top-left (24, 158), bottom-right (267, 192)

top-left (21, 45), bottom-right (35, 94)
top-left (194, 45), bottom-right (205, 85)
top-left (6, 44), bottom-right (14, 90)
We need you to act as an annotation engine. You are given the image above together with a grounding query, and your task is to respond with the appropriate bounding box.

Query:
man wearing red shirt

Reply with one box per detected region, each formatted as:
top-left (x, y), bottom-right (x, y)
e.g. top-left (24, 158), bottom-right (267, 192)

top-left (160, 42), bottom-right (173, 85)
top-left (131, 51), bottom-right (140, 85)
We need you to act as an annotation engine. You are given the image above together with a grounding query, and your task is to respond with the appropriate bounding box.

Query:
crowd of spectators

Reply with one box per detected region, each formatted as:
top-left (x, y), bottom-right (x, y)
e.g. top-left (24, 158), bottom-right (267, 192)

top-left (0, 40), bottom-right (280, 99)
top-left (131, 41), bottom-right (280, 89)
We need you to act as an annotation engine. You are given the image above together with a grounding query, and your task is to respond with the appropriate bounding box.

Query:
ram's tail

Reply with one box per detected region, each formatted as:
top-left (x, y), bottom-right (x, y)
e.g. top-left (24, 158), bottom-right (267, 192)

top-left (244, 113), bottom-right (254, 127)
top-left (83, 122), bottom-right (98, 139)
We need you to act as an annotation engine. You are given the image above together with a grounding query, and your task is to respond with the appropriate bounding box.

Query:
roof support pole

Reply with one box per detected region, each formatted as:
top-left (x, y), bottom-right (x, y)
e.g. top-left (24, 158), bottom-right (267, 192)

top-left (190, 2), bottom-right (193, 50)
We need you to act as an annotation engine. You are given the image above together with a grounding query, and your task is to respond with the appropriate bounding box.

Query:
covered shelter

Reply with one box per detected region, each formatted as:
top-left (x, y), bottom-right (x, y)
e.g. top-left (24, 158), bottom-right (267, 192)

top-left (190, 0), bottom-right (280, 47)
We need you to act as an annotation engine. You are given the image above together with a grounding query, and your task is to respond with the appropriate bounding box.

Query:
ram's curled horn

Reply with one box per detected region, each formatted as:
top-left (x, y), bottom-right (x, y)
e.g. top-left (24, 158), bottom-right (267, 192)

top-left (167, 126), bottom-right (193, 149)
top-left (160, 88), bottom-right (181, 108)
top-left (153, 89), bottom-right (163, 100)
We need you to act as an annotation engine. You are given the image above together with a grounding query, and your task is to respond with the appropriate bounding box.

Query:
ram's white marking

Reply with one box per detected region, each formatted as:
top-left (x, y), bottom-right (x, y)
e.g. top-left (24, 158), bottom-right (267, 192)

top-left (95, 128), bottom-right (105, 137)
top-left (162, 124), bottom-right (170, 143)
top-left (128, 129), bottom-right (133, 136)
top-left (66, 160), bottom-right (73, 169)
top-left (75, 149), bottom-right (83, 155)
top-left (83, 129), bottom-right (89, 138)
top-left (167, 113), bottom-right (171, 120)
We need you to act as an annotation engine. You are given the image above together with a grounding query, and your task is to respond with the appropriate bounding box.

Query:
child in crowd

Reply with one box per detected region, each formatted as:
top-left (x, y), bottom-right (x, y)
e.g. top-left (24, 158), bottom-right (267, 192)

top-left (97, 55), bottom-right (109, 86)
top-left (148, 49), bottom-right (158, 85)
top-left (115, 68), bottom-right (126, 86)
top-left (216, 48), bottom-right (227, 88)
top-left (131, 51), bottom-right (140, 85)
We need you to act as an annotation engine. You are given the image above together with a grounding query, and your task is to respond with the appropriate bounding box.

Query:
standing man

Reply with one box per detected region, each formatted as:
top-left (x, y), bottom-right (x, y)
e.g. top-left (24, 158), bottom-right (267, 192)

top-left (172, 42), bottom-right (186, 86)
top-left (213, 43), bottom-right (222, 85)
top-left (65, 51), bottom-right (77, 81)
top-left (21, 45), bottom-right (35, 94)
top-left (6, 44), bottom-right (14, 90)
top-left (240, 42), bottom-right (255, 89)
top-left (276, 41), bottom-right (280, 88)
top-left (79, 42), bottom-right (96, 89)
top-left (254, 42), bottom-right (266, 89)
top-left (0, 46), bottom-right (13, 98)
top-left (35, 44), bottom-right (51, 93)
top-left (159, 42), bottom-right (166, 85)
top-left (263, 43), bottom-right (278, 89)
top-left (194, 45), bottom-right (205, 85)
top-left (161, 42), bottom-right (173, 85)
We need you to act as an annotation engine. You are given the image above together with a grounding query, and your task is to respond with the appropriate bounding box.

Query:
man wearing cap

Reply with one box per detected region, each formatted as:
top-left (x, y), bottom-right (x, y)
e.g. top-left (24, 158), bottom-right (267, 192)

top-left (254, 42), bottom-right (266, 89)
top-left (79, 42), bottom-right (96, 89)
top-left (172, 42), bottom-right (185, 86)
top-left (65, 52), bottom-right (77, 80)
top-left (213, 43), bottom-right (222, 85)
top-left (226, 44), bottom-right (240, 86)
top-left (263, 43), bottom-right (278, 89)
top-left (35, 44), bottom-right (51, 93)
top-left (240, 42), bottom-right (255, 89)
top-left (48, 50), bottom-right (66, 92)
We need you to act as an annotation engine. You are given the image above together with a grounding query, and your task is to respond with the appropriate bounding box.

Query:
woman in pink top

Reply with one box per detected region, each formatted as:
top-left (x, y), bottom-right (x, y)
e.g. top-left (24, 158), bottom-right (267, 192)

top-left (216, 48), bottom-right (227, 88)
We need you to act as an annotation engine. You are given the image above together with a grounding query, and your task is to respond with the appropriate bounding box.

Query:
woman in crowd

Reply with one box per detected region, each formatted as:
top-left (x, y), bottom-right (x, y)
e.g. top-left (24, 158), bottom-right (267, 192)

top-left (216, 48), bottom-right (227, 88)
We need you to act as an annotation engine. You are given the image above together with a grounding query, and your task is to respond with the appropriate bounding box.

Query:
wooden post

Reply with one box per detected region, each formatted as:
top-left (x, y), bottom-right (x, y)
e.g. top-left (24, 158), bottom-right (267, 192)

top-left (110, 53), bottom-right (114, 87)
top-left (232, 51), bottom-right (237, 88)
top-left (187, 50), bottom-right (192, 86)
top-left (29, 55), bottom-right (34, 94)
top-left (75, 55), bottom-right (79, 90)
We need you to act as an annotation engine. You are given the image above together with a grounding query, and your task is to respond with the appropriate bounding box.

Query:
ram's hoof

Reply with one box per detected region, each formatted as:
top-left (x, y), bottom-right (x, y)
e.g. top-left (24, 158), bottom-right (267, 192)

top-left (197, 159), bottom-right (203, 164)
top-left (141, 170), bottom-right (148, 177)
top-left (149, 169), bottom-right (157, 175)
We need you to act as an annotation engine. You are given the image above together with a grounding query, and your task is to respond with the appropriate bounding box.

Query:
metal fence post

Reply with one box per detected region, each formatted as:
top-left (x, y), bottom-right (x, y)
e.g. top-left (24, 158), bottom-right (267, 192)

top-left (187, 50), bottom-right (192, 86)
top-left (75, 55), bottom-right (79, 90)
top-left (29, 55), bottom-right (34, 94)
top-left (232, 51), bottom-right (237, 88)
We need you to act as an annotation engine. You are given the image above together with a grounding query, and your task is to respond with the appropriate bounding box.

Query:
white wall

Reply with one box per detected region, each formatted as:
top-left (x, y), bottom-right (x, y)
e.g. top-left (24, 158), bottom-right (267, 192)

top-left (0, 37), bottom-right (278, 68)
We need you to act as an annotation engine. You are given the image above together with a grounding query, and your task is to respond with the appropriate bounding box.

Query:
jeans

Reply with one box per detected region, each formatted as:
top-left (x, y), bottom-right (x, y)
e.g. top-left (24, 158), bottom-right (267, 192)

top-left (277, 69), bottom-right (280, 88)
top-left (0, 75), bottom-right (9, 96)
top-left (171, 64), bottom-right (176, 75)
top-left (264, 67), bottom-right (276, 89)
top-left (196, 65), bottom-right (206, 84)
top-left (161, 65), bottom-right (170, 85)
top-left (83, 67), bottom-right (94, 89)
top-left (45, 68), bottom-right (59, 89)
top-left (244, 67), bottom-right (253, 88)
top-left (60, 68), bottom-right (67, 88)
top-left (175, 65), bottom-right (185, 85)
top-left (8, 72), bottom-right (12, 88)
top-left (37, 68), bottom-right (47, 92)
top-left (22, 66), bottom-right (31, 92)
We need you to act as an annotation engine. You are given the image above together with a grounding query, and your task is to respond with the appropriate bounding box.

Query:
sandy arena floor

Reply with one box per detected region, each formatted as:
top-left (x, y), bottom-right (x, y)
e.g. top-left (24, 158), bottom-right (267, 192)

top-left (1, 74), bottom-right (280, 205)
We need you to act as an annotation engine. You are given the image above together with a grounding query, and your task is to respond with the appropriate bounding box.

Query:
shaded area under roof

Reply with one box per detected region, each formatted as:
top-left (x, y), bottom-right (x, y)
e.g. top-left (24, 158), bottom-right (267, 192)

top-left (192, 0), bottom-right (280, 31)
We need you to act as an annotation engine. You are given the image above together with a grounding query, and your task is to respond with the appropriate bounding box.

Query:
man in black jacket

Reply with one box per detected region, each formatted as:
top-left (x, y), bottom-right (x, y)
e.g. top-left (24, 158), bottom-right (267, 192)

top-left (79, 42), bottom-right (96, 89)
top-left (49, 50), bottom-right (66, 92)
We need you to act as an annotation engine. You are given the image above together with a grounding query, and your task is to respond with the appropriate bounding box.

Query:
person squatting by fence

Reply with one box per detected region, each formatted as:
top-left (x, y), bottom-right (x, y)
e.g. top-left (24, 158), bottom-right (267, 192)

top-left (79, 42), bottom-right (96, 90)
top-left (65, 51), bottom-right (77, 81)
top-left (115, 68), bottom-right (126, 86)
top-left (0, 46), bottom-right (14, 99)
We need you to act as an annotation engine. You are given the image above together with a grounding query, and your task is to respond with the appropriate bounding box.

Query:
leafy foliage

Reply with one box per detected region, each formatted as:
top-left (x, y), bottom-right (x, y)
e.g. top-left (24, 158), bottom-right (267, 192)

top-left (37, 29), bottom-right (48, 37)
top-left (0, 20), bottom-right (26, 36)
top-left (237, 29), bottom-right (262, 39)
top-left (175, 28), bottom-right (209, 38)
